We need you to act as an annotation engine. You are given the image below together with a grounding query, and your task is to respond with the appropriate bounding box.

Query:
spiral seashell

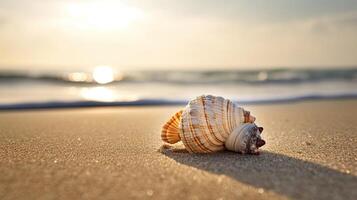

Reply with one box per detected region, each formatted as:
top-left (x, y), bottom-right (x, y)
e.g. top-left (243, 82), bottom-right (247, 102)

top-left (161, 95), bottom-right (265, 154)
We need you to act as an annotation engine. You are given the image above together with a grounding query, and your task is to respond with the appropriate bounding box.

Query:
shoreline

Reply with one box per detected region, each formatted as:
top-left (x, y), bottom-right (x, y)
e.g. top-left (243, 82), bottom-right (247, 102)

top-left (1, 93), bottom-right (357, 111)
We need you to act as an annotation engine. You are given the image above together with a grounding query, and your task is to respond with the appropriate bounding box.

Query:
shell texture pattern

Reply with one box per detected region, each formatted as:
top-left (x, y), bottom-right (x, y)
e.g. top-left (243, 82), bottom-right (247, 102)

top-left (161, 95), bottom-right (265, 154)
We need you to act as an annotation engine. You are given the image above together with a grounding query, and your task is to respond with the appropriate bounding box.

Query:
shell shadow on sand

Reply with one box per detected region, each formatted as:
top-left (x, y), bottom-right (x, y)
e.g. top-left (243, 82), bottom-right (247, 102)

top-left (160, 145), bottom-right (357, 200)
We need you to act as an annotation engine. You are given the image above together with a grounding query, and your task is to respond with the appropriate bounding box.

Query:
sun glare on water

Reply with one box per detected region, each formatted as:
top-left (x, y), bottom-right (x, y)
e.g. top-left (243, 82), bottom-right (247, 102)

top-left (93, 66), bottom-right (114, 84)
top-left (80, 87), bottom-right (116, 102)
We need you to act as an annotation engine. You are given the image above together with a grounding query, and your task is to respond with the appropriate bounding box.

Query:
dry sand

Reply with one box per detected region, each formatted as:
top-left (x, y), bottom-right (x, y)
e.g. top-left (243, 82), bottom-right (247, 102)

top-left (0, 100), bottom-right (356, 200)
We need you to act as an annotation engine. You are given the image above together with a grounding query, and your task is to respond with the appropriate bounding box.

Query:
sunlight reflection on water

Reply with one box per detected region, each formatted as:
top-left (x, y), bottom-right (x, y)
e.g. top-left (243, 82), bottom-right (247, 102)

top-left (80, 87), bottom-right (138, 102)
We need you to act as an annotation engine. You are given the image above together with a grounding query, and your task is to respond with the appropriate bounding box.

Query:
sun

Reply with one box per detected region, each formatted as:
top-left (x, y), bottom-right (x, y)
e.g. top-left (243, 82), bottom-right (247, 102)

top-left (66, 1), bottom-right (144, 30)
top-left (92, 66), bottom-right (114, 84)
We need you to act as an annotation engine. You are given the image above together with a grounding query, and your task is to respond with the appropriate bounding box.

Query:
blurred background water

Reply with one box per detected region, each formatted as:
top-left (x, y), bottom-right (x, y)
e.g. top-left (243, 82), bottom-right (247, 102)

top-left (1, 67), bottom-right (356, 109)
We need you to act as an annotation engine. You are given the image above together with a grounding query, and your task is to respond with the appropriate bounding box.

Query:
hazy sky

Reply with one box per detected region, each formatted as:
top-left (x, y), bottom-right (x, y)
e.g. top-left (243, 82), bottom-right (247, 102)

top-left (1, 0), bottom-right (357, 70)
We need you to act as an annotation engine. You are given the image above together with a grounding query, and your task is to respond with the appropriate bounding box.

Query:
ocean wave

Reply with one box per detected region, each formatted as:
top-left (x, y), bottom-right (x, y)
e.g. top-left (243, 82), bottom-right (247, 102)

top-left (1, 93), bottom-right (356, 110)
top-left (1, 68), bottom-right (356, 85)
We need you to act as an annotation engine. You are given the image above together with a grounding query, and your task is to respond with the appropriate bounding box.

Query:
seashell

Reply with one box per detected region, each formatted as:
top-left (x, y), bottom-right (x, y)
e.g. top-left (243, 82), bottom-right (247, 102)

top-left (161, 95), bottom-right (265, 154)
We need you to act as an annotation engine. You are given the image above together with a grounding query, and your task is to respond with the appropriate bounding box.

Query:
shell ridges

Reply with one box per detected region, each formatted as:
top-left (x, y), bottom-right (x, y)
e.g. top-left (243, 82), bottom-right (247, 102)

top-left (161, 110), bottom-right (183, 144)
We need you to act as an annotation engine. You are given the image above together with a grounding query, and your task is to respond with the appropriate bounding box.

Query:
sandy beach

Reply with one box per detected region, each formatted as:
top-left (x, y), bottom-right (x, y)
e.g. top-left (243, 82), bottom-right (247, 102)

top-left (0, 100), bottom-right (356, 200)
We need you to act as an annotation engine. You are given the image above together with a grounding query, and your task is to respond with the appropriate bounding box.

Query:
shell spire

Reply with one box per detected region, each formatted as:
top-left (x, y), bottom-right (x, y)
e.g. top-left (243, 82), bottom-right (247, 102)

top-left (225, 123), bottom-right (265, 154)
top-left (161, 110), bottom-right (183, 144)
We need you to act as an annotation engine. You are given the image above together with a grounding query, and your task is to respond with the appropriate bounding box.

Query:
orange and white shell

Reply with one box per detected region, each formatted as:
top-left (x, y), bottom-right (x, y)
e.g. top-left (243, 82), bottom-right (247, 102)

top-left (161, 95), bottom-right (257, 153)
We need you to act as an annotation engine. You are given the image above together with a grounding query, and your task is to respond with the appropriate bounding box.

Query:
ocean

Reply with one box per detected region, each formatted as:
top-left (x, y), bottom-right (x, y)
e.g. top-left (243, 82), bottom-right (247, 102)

top-left (0, 68), bottom-right (356, 110)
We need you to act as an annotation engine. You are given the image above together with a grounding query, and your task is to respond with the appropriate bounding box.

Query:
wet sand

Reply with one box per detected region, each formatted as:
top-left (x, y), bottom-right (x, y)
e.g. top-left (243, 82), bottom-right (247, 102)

top-left (0, 100), bottom-right (356, 200)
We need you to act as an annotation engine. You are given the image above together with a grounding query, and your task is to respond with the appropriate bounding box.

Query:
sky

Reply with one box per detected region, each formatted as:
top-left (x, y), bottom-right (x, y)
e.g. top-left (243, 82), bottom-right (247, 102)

top-left (0, 0), bottom-right (357, 71)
